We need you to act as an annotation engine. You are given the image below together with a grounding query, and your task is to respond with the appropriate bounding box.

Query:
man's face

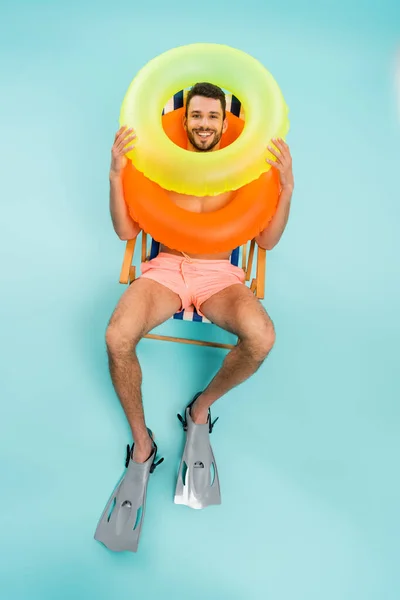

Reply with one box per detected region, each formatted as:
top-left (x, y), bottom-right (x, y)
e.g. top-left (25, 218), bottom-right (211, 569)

top-left (183, 95), bottom-right (227, 152)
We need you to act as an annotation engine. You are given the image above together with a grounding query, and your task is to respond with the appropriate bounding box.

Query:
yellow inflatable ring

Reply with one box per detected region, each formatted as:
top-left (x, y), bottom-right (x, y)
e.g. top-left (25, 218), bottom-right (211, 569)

top-left (120, 43), bottom-right (289, 196)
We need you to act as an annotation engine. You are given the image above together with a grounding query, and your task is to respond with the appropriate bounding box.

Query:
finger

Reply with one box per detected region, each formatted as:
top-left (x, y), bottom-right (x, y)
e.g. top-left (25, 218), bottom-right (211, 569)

top-left (114, 126), bottom-right (128, 141)
top-left (115, 133), bottom-right (136, 152)
top-left (266, 158), bottom-right (282, 169)
top-left (117, 128), bottom-right (134, 142)
top-left (273, 137), bottom-right (286, 146)
top-left (113, 138), bottom-right (136, 151)
top-left (274, 138), bottom-right (292, 161)
top-left (115, 127), bottom-right (134, 145)
top-left (267, 145), bottom-right (282, 161)
top-left (272, 141), bottom-right (292, 168)
top-left (272, 138), bottom-right (288, 154)
top-left (123, 145), bottom-right (135, 153)
top-left (121, 133), bottom-right (136, 145)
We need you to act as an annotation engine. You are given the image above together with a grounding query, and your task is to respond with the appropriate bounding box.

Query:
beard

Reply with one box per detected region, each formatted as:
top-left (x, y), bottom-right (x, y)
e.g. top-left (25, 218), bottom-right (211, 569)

top-left (187, 126), bottom-right (223, 152)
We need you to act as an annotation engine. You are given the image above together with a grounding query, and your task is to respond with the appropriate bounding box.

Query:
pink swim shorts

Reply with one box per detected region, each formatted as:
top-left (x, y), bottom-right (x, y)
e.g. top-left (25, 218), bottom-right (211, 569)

top-left (140, 252), bottom-right (245, 316)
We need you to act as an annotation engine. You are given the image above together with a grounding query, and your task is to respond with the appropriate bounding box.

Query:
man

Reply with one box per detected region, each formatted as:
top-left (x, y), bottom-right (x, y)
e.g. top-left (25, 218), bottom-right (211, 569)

top-left (95, 82), bottom-right (294, 551)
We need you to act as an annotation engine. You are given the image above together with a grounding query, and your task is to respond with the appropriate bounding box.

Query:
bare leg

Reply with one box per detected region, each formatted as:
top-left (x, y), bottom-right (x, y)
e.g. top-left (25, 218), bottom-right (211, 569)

top-left (190, 284), bottom-right (275, 424)
top-left (105, 279), bottom-right (181, 461)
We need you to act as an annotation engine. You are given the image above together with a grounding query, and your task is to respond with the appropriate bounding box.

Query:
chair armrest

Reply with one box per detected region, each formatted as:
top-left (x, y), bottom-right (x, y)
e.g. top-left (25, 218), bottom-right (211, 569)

top-left (245, 239), bottom-right (256, 281)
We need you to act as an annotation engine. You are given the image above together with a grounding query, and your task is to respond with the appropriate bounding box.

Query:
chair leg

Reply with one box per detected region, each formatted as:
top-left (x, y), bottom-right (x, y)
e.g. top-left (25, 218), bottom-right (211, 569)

top-left (256, 247), bottom-right (266, 299)
top-left (119, 239), bottom-right (137, 284)
top-left (129, 266), bottom-right (136, 284)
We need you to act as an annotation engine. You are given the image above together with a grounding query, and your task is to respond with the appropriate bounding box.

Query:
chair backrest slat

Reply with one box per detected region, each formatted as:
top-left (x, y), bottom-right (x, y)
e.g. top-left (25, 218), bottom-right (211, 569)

top-left (150, 239), bottom-right (160, 260)
top-left (231, 247), bottom-right (240, 267)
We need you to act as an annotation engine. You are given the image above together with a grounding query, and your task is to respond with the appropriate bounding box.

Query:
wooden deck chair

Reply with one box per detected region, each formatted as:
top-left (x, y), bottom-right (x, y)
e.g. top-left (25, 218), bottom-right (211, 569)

top-left (118, 90), bottom-right (267, 350)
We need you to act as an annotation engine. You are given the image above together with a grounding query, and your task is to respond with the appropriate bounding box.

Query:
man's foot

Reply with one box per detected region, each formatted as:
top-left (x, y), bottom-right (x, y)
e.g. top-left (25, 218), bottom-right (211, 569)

top-left (190, 394), bottom-right (209, 425)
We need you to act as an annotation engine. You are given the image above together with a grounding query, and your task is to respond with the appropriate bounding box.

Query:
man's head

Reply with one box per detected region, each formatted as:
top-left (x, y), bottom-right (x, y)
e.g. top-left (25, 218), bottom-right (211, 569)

top-left (183, 82), bottom-right (228, 152)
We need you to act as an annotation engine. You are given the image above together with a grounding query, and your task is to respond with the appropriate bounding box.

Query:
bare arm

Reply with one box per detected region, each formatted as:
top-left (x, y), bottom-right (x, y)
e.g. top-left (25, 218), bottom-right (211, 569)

top-left (256, 184), bottom-right (293, 250)
top-left (109, 126), bottom-right (141, 241)
top-left (256, 138), bottom-right (294, 251)
top-left (109, 172), bottom-right (141, 240)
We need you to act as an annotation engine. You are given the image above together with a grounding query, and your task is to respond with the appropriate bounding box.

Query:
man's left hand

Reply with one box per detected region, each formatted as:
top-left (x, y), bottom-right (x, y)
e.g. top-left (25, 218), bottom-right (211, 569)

top-left (266, 138), bottom-right (294, 190)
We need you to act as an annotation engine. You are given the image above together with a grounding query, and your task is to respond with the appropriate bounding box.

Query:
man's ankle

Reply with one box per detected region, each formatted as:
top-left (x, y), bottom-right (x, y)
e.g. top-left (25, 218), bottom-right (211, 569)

top-left (190, 397), bottom-right (209, 425)
top-left (131, 432), bottom-right (153, 463)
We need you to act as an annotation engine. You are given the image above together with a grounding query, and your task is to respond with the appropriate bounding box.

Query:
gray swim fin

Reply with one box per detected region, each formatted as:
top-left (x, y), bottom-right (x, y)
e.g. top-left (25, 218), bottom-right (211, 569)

top-left (174, 394), bottom-right (221, 509)
top-left (94, 435), bottom-right (164, 552)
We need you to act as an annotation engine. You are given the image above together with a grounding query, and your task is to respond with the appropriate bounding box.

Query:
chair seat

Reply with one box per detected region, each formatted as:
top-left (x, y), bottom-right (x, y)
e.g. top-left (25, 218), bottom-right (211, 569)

top-left (172, 306), bottom-right (211, 324)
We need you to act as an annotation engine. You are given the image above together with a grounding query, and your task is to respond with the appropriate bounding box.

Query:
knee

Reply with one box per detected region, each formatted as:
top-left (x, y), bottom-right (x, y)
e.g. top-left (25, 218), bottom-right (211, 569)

top-left (105, 319), bottom-right (140, 357)
top-left (243, 318), bottom-right (276, 362)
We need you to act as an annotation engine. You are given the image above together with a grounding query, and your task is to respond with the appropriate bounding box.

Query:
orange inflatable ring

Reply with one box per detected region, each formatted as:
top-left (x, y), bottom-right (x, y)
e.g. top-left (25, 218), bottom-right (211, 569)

top-left (122, 107), bottom-right (280, 254)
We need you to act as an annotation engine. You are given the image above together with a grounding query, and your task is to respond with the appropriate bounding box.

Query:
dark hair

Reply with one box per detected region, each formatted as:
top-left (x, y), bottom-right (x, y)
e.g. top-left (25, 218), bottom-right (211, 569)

top-left (185, 82), bottom-right (226, 119)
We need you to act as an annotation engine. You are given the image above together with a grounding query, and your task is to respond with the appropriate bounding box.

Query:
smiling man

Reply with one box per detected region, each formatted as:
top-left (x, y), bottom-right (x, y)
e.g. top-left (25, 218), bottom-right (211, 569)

top-left (94, 82), bottom-right (294, 552)
top-left (184, 83), bottom-right (227, 151)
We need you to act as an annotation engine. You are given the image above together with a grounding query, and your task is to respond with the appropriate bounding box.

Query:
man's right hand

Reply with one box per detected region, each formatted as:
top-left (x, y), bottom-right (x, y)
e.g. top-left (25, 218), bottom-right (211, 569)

top-left (110, 126), bottom-right (136, 179)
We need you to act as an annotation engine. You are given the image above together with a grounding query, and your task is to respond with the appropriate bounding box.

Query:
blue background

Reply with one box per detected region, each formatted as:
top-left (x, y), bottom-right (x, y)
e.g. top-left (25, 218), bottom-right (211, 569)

top-left (1, 1), bottom-right (399, 598)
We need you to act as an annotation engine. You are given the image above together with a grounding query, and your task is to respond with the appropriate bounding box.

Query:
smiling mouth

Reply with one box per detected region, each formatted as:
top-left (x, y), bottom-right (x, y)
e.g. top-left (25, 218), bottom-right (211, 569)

top-left (195, 131), bottom-right (214, 140)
